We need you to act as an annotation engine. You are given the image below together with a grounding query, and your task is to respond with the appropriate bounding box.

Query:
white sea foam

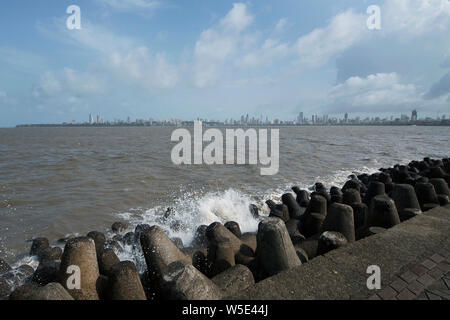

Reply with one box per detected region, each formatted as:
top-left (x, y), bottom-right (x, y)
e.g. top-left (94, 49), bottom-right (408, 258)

top-left (117, 188), bottom-right (261, 246)
top-left (11, 255), bottom-right (39, 270)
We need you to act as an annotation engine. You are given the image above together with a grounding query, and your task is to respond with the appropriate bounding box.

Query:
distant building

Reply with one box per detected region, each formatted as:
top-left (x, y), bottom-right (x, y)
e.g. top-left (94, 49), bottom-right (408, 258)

top-left (89, 113), bottom-right (94, 124)
top-left (411, 110), bottom-right (418, 122)
top-left (297, 112), bottom-right (304, 125)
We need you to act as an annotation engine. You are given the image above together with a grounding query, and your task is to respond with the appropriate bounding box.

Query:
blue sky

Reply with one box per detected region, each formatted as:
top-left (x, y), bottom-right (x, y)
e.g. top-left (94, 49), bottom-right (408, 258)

top-left (0, 0), bottom-right (449, 127)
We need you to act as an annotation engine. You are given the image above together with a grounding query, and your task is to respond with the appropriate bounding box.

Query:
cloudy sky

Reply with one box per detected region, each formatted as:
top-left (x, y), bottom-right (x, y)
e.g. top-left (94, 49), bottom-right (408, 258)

top-left (0, 0), bottom-right (449, 127)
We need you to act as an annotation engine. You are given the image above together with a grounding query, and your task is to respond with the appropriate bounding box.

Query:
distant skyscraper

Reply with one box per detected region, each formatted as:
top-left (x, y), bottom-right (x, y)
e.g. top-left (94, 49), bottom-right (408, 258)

top-left (89, 113), bottom-right (94, 124)
top-left (344, 113), bottom-right (349, 123)
top-left (411, 110), bottom-right (418, 122)
top-left (297, 112), bottom-right (304, 125)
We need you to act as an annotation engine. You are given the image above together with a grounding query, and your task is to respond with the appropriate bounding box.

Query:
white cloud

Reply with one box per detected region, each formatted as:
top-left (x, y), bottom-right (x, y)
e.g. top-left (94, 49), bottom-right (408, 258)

top-left (193, 3), bottom-right (254, 87)
top-left (33, 68), bottom-right (105, 99)
top-left (0, 90), bottom-right (17, 105)
top-left (235, 38), bottom-right (290, 68)
top-left (32, 72), bottom-right (61, 98)
top-left (425, 71), bottom-right (450, 99)
top-left (325, 72), bottom-right (449, 115)
top-left (53, 20), bottom-right (136, 55)
top-left (0, 47), bottom-right (48, 74)
top-left (220, 3), bottom-right (254, 33)
top-left (295, 10), bottom-right (367, 67)
top-left (38, 18), bottom-right (179, 91)
top-left (192, 0), bottom-right (450, 85)
top-left (195, 30), bottom-right (237, 62)
top-left (192, 3), bottom-right (291, 87)
top-left (275, 18), bottom-right (288, 33)
top-left (109, 47), bottom-right (179, 89)
top-left (0, 91), bottom-right (9, 105)
top-left (326, 73), bottom-right (423, 113)
top-left (384, 0), bottom-right (450, 36)
top-left (193, 32), bottom-right (236, 87)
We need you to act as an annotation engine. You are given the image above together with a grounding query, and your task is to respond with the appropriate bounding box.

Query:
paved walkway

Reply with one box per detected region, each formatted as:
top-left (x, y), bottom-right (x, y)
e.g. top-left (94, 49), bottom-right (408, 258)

top-left (417, 272), bottom-right (450, 300)
top-left (232, 205), bottom-right (450, 300)
top-left (369, 248), bottom-right (450, 300)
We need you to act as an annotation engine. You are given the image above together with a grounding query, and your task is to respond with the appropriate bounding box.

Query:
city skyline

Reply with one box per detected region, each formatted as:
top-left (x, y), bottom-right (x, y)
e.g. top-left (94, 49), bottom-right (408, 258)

top-left (1, 1), bottom-right (450, 127)
top-left (82, 109), bottom-right (449, 125)
top-left (17, 109), bottom-right (450, 127)
top-left (8, 104), bottom-right (450, 127)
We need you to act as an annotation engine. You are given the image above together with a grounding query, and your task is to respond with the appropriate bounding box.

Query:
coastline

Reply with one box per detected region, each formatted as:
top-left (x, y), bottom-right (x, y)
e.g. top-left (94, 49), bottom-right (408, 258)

top-left (13, 121), bottom-right (450, 128)
top-left (1, 156), bottom-right (449, 300)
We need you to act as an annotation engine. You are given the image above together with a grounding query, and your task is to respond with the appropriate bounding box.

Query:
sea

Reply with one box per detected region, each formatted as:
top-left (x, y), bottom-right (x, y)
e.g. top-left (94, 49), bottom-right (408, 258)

top-left (0, 125), bottom-right (449, 276)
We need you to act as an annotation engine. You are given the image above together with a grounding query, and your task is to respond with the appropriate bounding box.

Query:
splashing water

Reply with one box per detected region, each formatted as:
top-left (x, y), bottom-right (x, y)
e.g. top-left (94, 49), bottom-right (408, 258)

top-left (117, 188), bottom-right (261, 246)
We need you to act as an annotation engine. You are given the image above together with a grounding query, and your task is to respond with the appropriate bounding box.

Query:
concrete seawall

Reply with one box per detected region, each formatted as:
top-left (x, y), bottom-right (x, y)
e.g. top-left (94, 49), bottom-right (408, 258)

top-left (231, 205), bottom-right (450, 300)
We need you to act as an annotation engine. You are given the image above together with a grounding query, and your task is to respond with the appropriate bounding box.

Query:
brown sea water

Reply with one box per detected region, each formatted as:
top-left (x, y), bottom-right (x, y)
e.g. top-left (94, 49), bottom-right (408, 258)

top-left (0, 126), bottom-right (449, 268)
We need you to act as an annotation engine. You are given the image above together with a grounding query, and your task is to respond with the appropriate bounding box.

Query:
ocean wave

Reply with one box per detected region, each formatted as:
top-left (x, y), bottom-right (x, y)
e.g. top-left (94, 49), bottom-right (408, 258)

top-left (117, 188), bottom-right (261, 246)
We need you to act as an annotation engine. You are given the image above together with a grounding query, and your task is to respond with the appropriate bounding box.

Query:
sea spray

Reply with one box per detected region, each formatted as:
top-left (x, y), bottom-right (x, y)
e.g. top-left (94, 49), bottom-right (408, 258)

top-left (117, 189), bottom-right (261, 246)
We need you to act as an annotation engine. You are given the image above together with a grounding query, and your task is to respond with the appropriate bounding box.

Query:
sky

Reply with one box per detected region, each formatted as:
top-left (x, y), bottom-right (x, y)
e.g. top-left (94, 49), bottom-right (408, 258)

top-left (0, 0), bottom-right (449, 127)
